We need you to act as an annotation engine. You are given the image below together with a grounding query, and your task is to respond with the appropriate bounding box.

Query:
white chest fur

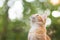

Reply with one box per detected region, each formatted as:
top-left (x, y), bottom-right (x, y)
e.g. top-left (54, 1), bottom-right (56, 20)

top-left (29, 23), bottom-right (39, 32)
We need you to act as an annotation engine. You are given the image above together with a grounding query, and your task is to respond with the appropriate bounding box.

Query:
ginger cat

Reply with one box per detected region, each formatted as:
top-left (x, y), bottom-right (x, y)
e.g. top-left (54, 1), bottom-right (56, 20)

top-left (28, 14), bottom-right (51, 40)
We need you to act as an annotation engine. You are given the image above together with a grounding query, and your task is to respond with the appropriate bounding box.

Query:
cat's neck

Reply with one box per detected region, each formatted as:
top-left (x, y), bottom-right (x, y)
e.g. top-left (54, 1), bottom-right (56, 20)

top-left (30, 23), bottom-right (46, 28)
top-left (29, 23), bottom-right (46, 32)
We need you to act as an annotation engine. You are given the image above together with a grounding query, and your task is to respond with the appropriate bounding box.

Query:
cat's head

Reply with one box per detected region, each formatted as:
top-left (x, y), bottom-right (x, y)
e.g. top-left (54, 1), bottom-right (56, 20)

top-left (30, 14), bottom-right (47, 26)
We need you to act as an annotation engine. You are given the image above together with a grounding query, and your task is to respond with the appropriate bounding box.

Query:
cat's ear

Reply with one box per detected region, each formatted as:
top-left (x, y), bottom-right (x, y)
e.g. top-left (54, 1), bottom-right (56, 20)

top-left (42, 13), bottom-right (47, 20)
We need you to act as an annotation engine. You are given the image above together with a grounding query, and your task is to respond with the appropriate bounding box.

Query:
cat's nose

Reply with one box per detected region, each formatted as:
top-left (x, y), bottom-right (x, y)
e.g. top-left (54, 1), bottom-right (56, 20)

top-left (31, 16), bottom-right (36, 22)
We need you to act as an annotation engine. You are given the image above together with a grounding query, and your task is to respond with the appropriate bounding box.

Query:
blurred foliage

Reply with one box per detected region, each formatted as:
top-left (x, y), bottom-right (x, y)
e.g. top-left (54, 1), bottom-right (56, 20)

top-left (0, 0), bottom-right (60, 40)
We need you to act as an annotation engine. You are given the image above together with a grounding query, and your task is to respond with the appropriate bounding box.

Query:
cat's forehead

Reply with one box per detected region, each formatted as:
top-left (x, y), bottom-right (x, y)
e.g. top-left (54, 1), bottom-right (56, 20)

top-left (31, 14), bottom-right (41, 17)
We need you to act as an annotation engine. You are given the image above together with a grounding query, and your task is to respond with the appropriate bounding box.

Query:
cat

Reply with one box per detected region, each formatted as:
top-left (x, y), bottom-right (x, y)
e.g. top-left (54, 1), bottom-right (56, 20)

top-left (28, 14), bottom-right (51, 40)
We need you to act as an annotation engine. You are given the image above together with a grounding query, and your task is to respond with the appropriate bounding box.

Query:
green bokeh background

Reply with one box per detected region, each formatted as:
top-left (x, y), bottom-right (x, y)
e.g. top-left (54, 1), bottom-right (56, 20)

top-left (0, 0), bottom-right (60, 40)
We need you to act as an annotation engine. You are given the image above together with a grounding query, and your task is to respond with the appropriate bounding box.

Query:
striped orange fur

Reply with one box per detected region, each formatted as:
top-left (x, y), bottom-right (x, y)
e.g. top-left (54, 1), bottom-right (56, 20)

top-left (28, 14), bottom-right (51, 40)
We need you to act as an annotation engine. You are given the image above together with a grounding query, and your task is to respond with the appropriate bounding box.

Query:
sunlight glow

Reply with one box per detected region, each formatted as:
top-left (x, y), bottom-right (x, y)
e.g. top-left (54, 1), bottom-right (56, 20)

top-left (8, 0), bottom-right (24, 21)
top-left (52, 11), bottom-right (60, 17)
top-left (26, 0), bottom-right (35, 2)
top-left (39, 0), bottom-right (47, 2)
top-left (50, 0), bottom-right (60, 5)
top-left (7, 0), bottom-right (15, 7)
top-left (46, 18), bottom-right (51, 26)
top-left (45, 9), bottom-right (50, 16)
top-left (0, 0), bottom-right (5, 7)
top-left (37, 8), bottom-right (44, 14)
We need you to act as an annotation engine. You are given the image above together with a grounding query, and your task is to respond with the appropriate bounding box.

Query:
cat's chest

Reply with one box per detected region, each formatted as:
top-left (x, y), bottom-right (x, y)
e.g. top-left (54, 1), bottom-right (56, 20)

top-left (29, 27), bottom-right (38, 32)
top-left (29, 26), bottom-right (46, 34)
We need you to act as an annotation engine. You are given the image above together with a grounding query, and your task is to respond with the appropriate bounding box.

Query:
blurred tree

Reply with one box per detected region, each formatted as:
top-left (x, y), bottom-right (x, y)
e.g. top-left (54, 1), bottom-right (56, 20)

top-left (1, 0), bottom-right (9, 40)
